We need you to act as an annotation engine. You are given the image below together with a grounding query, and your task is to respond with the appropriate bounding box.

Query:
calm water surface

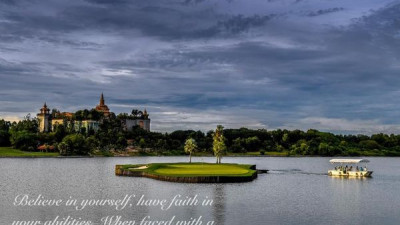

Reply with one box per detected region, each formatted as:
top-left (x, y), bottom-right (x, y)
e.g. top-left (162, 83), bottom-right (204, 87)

top-left (1, 157), bottom-right (400, 225)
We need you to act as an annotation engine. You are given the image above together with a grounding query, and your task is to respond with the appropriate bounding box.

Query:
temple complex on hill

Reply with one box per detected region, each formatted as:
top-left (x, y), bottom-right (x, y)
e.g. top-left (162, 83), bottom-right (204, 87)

top-left (37, 93), bottom-right (150, 133)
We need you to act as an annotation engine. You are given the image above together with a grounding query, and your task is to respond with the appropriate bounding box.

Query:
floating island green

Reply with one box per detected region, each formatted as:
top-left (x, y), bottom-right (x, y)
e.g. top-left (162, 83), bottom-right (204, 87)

top-left (115, 163), bottom-right (259, 183)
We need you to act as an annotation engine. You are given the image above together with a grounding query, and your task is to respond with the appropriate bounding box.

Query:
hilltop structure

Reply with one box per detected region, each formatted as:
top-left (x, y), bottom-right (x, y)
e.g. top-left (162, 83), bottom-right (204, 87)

top-left (37, 103), bottom-right (51, 132)
top-left (121, 108), bottom-right (150, 132)
top-left (95, 93), bottom-right (110, 116)
top-left (37, 94), bottom-right (150, 133)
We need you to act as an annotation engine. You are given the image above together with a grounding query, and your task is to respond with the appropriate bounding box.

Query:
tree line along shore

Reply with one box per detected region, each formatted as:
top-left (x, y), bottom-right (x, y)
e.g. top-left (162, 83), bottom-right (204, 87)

top-left (1, 113), bottom-right (400, 157)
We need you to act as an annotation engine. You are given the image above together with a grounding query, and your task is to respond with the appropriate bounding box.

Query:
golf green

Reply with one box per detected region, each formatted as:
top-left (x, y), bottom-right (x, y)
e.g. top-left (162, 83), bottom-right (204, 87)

top-left (115, 163), bottom-right (258, 183)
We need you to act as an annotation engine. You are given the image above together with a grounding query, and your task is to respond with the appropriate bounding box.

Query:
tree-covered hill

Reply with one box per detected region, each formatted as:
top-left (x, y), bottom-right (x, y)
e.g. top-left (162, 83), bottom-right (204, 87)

top-left (1, 113), bottom-right (400, 156)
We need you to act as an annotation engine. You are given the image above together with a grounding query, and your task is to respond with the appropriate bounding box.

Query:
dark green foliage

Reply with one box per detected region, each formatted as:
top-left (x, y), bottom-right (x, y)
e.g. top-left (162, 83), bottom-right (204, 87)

top-left (0, 130), bottom-right (10, 146)
top-left (0, 119), bottom-right (11, 146)
top-left (74, 109), bottom-right (103, 121)
top-left (10, 114), bottom-right (38, 133)
top-left (95, 113), bottom-right (125, 151)
top-left (37, 132), bottom-right (55, 145)
top-left (3, 111), bottom-right (400, 156)
top-left (53, 124), bottom-right (66, 142)
top-left (8, 115), bottom-right (39, 151)
top-left (244, 136), bottom-right (261, 151)
top-left (359, 140), bottom-right (381, 150)
top-left (117, 109), bottom-right (146, 119)
top-left (10, 130), bottom-right (38, 151)
top-left (231, 138), bottom-right (245, 153)
top-left (86, 136), bottom-right (100, 151)
top-left (58, 134), bottom-right (90, 156)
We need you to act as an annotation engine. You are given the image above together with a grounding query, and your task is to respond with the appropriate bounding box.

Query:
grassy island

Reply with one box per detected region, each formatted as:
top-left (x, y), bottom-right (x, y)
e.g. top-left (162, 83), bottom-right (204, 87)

top-left (115, 163), bottom-right (258, 183)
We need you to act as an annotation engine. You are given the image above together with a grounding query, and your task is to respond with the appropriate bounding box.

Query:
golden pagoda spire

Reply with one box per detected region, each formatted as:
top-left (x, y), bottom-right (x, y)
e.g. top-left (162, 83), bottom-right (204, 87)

top-left (96, 92), bottom-right (110, 116)
top-left (100, 93), bottom-right (105, 106)
top-left (143, 108), bottom-right (149, 119)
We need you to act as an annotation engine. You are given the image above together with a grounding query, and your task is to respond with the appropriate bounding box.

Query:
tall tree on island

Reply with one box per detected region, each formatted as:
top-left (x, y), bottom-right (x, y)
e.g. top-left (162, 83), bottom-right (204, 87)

top-left (184, 138), bottom-right (197, 163)
top-left (213, 125), bottom-right (226, 164)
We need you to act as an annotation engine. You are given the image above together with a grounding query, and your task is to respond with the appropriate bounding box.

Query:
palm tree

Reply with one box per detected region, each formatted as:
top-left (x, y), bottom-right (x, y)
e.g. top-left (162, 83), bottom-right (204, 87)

top-left (131, 109), bottom-right (139, 118)
top-left (184, 138), bottom-right (197, 163)
top-left (213, 125), bottom-right (226, 164)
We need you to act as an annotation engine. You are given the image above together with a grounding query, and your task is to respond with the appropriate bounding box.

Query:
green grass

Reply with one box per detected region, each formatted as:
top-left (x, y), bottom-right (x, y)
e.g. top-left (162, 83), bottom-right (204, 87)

top-left (264, 151), bottom-right (289, 156)
top-left (121, 163), bottom-right (257, 177)
top-left (227, 151), bottom-right (288, 156)
top-left (154, 164), bottom-right (249, 175)
top-left (0, 147), bottom-right (59, 157)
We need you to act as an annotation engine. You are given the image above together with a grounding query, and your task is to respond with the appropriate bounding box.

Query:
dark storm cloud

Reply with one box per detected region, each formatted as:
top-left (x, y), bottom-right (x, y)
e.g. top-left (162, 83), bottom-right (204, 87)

top-left (0, 0), bottom-right (276, 44)
top-left (0, 0), bottom-right (400, 133)
top-left (214, 15), bottom-right (275, 34)
top-left (182, 0), bottom-right (211, 4)
top-left (307, 8), bottom-right (344, 17)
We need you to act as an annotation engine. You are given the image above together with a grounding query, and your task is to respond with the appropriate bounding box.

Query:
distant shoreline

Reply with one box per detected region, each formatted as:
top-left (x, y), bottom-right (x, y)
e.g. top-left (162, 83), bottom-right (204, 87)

top-left (1, 146), bottom-right (398, 158)
top-left (1, 154), bottom-right (399, 159)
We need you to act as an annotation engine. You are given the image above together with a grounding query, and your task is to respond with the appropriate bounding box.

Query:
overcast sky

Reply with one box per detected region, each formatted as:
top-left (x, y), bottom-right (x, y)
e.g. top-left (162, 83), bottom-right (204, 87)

top-left (1, 0), bottom-right (400, 134)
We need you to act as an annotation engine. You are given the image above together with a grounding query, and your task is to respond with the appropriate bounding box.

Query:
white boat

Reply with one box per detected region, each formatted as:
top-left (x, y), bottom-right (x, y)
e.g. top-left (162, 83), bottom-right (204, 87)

top-left (328, 159), bottom-right (373, 177)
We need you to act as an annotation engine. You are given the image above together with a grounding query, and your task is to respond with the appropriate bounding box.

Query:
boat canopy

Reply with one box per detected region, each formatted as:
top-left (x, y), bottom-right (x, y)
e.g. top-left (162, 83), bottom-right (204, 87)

top-left (329, 159), bottom-right (370, 164)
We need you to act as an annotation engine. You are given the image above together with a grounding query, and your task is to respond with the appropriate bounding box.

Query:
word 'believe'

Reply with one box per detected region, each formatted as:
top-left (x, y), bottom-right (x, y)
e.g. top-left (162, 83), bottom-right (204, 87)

top-left (13, 194), bottom-right (212, 211)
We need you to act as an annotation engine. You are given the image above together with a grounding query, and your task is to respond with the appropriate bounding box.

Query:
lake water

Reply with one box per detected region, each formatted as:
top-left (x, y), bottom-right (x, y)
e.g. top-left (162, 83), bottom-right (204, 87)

top-left (1, 157), bottom-right (400, 225)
